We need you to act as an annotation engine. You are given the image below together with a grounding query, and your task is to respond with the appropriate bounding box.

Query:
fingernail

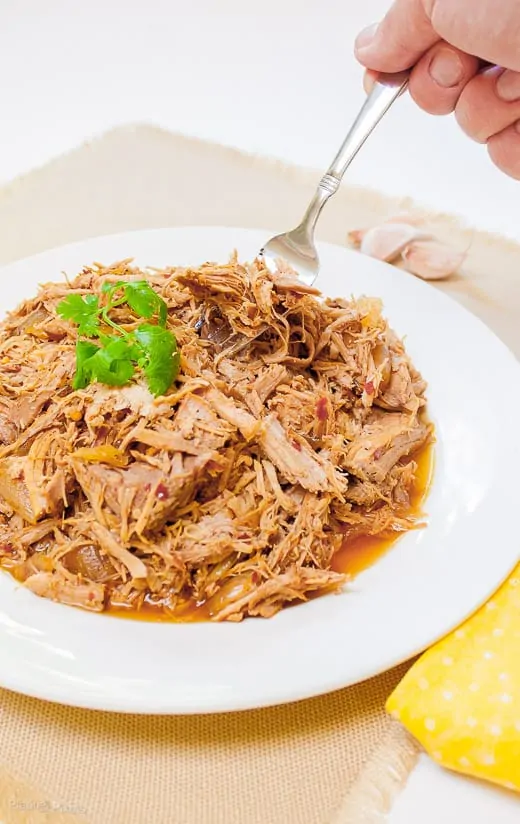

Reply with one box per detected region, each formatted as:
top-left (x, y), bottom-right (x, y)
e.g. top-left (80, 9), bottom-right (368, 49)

top-left (429, 50), bottom-right (465, 88)
top-left (496, 70), bottom-right (520, 102)
top-left (355, 23), bottom-right (379, 53)
top-left (363, 71), bottom-right (377, 95)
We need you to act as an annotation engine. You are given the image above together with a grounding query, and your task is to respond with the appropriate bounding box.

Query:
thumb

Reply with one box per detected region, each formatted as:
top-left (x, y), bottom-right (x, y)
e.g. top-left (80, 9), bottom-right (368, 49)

top-left (355, 0), bottom-right (439, 73)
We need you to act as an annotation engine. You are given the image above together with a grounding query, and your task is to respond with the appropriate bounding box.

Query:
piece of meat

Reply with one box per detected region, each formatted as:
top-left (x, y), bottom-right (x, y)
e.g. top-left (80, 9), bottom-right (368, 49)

top-left (15, 305), bottom-right (51, 332)
top-left (333, 500), bottom-right (417, 540)
top-left (210, 566), bottom-right (346, 621)
top-left (24, 571), bottom-right (105, 612)
top-left (177, 263), bottom-right (249, 301)
top-left (175, 393), bottom-right (234, 449)
top-left (207, 388), bottom-right (345, 494)
top-left (390, 461), bottom-right (418, 507)
top-left (15, 392), bottom-right (53, 430)
top-left (271, 273), bottom-right (321, 296)
top-left (0, 456), bottom-right (49, 523)
top-left (261, 460), bottom-right (298, 513)
top-left (178, 512), bottom-right (251, 566)
top-left (346, 414), bottom-right (430, 483)
top-left (0, 408), bottom-right (17, 445)
top-left (44, 469), bottom-right (70, 512)
top-left (89, 522), bottom-right (147, 579)
top-left (84, 383), bottom-right (172, 427)
top-left (344, 459), bottom-right (418, 508)
top-left (345, 479), bottom-right (387, 507)
top-left (376, 358), bottom-right (422, 413)
top-left (260, 415), bottom-right (346, 494)
top-left (125, 426), bottom-right (211, 455)
top-left (71, 451), bottom-right (225, 535)
top-left (15, 520), bottom-right (59, 548)
top-left (205, 388), bottom-right (260, 440)
top-left (251, 365), bottom-right (288, 403)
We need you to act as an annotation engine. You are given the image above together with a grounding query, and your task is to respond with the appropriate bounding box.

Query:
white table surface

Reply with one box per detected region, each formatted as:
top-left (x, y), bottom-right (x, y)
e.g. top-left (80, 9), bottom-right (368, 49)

top-left (0, 1), bottom-right (519, 821)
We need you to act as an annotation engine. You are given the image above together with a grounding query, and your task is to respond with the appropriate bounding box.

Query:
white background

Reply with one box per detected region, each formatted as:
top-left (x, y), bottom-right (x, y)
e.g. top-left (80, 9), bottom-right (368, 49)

top-left (1, 0), bottom-right (519, 240)
top-left (0, 1), bottom-right (519, 821)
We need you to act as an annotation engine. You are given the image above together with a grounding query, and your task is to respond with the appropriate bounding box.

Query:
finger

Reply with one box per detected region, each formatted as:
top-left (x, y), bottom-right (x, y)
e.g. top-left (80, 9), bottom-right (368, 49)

top-left (487, 122), bottom-right (520, 180)
top-left (409, 42), bottom-right (480, 115)
top-left (428, 0), bottom-right (520, 73)
top-left (355, 0), bottom-right (439, 73)
top-left (455, 68), bottom-right (520, 143)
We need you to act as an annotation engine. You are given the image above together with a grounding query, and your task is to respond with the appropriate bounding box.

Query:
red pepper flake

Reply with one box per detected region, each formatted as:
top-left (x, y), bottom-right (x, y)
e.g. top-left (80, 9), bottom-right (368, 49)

top-left (0, 543), bottom-right (14, 555)
top-left (156, 483), bottom-right (168, 500)
top-left (251, 571), bottom-right (261, 585)
top-left (88, 592), bottom-right (95, 601)
top-left (364, 380), bottom-right (375, 395)
top-left (316, 397), bottom-right (328, 421)
top-left (373, 448), bottom-right (383, 460)
top-left (292, 439), bottom-right (302, 452)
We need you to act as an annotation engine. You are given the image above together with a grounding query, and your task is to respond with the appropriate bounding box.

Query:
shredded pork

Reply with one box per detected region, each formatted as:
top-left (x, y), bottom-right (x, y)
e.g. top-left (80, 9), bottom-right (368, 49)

top-left (0, 255), bottom-right (432, 621)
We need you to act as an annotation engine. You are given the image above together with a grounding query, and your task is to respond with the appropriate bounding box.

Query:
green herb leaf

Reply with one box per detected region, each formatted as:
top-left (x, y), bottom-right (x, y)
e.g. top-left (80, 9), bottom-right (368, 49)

top-left (134, 323), bottom-right (179, 397)
top-left (65, 280), bottom-right (178, 396)
top-left (85, 337), bottom-right (136, 387)
top-left (124, 281), bottom-right (168, 326)
top-left (57, 294), bottom-right (101, 337)
top-left (72, 338), bottom-right (136, 389)
top-left (98, 333), bottom-right (141, 361)
top-left (73, 341), bottom-right (101, 389)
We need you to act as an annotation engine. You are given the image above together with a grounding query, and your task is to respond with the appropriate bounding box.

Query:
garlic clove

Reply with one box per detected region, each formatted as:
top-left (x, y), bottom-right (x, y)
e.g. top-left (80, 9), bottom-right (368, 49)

top-left (401, 240), bottom-right (466, 281)
top-left (360, 223), bottom-right (427, 263)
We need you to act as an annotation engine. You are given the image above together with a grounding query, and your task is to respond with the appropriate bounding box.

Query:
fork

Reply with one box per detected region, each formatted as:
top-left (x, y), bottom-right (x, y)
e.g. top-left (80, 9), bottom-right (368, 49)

top-left (260, 72), bottom-right (409, 286)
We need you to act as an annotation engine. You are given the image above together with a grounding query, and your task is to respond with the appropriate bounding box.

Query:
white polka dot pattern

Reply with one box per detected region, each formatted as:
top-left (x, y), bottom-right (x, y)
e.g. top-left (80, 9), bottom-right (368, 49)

top-left (387, 563), bottom-right (520, 793)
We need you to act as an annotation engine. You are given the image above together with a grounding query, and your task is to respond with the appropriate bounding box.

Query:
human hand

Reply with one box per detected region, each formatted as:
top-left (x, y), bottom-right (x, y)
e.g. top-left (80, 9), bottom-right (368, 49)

top-left (354, 0), bottom-right (520, 179)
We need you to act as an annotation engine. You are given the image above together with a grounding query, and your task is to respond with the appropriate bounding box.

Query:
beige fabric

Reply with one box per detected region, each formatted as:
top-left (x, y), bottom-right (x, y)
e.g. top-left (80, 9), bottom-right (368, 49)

top-left (0, 665), bottom-right (415, 824)
top-left (0, 125), bottom-right (517, 824)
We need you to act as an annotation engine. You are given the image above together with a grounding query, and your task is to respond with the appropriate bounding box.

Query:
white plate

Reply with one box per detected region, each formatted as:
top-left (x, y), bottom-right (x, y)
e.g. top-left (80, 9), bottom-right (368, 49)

top-left (0, 226), bottom-right (518, 714)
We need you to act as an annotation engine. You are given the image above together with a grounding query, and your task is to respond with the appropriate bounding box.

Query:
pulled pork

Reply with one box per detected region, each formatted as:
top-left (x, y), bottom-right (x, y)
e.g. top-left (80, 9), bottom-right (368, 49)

top-left (0, 255), bottom-right (432, 621)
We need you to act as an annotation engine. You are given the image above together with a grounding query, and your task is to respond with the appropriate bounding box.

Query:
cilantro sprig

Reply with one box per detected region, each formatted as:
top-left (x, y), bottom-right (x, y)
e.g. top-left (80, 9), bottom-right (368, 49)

top-left (57, 280), bottom-right (180, 397)
top-left (57, 294), bottom-right (101, 337)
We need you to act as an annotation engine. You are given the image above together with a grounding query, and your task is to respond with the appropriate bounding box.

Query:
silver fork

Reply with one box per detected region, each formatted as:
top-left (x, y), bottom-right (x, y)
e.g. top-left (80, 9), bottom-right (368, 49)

top-left (260, 72), bottom-right (409, 286)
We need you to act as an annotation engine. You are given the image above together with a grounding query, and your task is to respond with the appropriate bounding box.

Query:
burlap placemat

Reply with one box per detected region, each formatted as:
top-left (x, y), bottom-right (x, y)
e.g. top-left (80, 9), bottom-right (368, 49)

top-left (0, 125), bottom-right (518, 824)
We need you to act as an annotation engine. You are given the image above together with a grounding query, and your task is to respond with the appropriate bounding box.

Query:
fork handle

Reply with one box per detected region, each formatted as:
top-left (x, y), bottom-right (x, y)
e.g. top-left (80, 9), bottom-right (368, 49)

top-left (300, 72), bottom-right (409, 231)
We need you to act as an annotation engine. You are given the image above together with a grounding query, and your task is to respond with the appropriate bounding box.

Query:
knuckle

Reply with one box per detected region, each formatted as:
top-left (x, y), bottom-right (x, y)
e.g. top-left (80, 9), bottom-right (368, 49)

top-left (454, 93), bottom-right (488, 143)
top-left (488, 133), bottom-right (520, 180)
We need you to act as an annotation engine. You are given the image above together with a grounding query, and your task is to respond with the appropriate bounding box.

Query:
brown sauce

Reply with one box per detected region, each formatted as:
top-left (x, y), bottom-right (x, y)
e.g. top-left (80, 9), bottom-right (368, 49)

top-left (331, 440), bottom-right (434, 577)
top-left (110, 441), bottom-right (435, 623)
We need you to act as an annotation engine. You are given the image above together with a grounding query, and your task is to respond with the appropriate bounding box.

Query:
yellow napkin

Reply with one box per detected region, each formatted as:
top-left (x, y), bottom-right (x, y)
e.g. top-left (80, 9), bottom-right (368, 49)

top-left (387, 563), bottom-right (520, 792)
